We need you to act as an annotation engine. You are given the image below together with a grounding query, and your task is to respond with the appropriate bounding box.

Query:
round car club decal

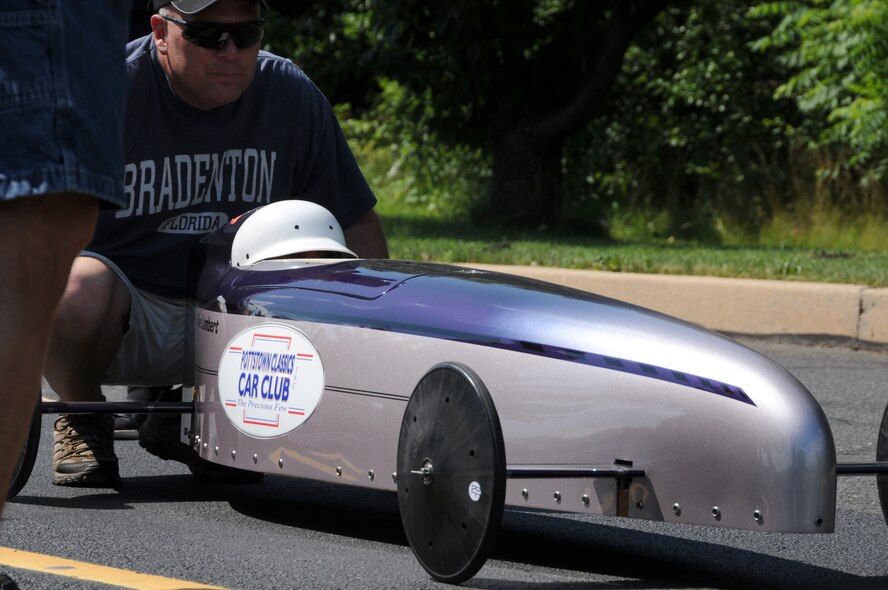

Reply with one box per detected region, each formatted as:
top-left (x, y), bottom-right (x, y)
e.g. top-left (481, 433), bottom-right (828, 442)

top-left (218, 323), bottom-right (324, 438)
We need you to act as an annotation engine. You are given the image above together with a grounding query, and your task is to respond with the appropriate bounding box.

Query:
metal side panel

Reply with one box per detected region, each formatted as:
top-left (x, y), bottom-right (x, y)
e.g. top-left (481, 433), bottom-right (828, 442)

top-left (191, 309), bottom-right (836, 534)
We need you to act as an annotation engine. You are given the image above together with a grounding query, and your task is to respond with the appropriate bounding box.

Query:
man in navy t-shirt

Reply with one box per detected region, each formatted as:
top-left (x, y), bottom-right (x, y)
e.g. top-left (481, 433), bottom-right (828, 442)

top-left (43, 0), bottom-right (388, 488)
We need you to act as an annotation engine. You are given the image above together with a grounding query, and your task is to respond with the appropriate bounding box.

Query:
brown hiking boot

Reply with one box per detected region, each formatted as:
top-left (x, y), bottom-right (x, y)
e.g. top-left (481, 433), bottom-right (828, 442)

top-left (52, 414), bottom-right (121, 488)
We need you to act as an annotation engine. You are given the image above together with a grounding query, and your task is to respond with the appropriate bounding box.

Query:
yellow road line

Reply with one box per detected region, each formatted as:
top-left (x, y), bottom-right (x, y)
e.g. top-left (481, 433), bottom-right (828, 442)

top-left (0, 547), bottom-right (227, 589)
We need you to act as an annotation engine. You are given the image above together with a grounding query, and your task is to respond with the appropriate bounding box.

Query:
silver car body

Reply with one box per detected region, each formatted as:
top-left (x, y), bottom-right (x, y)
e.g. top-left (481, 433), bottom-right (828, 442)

top-left (186, 212), bottom-right (836, 535)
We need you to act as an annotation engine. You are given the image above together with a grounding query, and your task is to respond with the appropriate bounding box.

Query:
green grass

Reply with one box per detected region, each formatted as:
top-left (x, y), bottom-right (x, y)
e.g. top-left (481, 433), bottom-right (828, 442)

top-left (351, 138), bottom-right (888, 287)
top-left (375, 201), bottom-right (888, 287)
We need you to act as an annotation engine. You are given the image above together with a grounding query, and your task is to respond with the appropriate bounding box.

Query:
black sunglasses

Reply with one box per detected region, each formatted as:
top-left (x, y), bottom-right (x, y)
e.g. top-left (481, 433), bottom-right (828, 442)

top-left (161, 15), bottom-right (265, 50)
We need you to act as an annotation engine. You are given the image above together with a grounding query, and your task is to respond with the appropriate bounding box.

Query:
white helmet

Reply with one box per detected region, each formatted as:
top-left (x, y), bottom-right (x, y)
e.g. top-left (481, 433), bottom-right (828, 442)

top-left (230, 201), bottom-right (357, 267)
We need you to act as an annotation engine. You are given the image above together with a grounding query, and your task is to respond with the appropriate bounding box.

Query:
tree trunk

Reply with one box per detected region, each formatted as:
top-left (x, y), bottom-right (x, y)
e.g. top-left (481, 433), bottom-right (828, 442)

top-left (485, 129), bottom-right (565, 229)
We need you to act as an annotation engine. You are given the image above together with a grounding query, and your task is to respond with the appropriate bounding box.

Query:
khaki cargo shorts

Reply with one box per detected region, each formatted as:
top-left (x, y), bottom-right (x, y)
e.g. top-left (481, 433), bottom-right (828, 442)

top-left (82, 252), bottom-right (186, 387)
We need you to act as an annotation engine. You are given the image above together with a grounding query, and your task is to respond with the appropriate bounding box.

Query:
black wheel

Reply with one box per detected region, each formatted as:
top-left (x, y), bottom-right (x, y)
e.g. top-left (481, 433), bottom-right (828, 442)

top-left (877, 400), bottom-right (888, 526)
top-left (397, 363), bottom-right (506, 584)
top-left (8, 395), bottom-right (41, 500)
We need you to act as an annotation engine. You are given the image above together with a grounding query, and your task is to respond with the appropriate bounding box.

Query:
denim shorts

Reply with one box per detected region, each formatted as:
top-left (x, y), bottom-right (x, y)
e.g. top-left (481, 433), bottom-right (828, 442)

top-left (0, 0), bottom-right (129, 207)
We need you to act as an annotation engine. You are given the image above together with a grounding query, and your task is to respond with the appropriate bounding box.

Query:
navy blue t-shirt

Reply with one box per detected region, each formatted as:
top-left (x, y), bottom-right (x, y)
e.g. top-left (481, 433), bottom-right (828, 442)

top-left (89, 36), bottom-right (377, 298)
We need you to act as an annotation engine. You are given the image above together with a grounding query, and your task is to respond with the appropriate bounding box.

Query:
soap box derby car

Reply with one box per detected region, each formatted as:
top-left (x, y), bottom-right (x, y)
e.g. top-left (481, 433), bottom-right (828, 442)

top-left (11, 201), bottom-right (888, 584)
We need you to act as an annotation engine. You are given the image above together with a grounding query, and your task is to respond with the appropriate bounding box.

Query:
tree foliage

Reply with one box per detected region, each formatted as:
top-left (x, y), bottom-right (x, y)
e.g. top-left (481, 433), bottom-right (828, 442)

top-left (261, 1), bottom-right (888, 237)
top-left (266, 0), bottom-right (669, 230)
top-left (751, 0), bottom-right (888, 185)
top-left (368, 1), bottom-right (670, 229)
top-left (564, 2), bottom-right (806, 239)
top-left (263, 0), bottom-right (380, 112)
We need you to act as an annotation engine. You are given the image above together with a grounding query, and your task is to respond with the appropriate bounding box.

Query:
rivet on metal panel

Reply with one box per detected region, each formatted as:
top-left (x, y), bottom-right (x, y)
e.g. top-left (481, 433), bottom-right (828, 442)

top-left (231, 450), bottom-right (236, 461)
top-left (202, 442), bottom-right (207, 452)
top-left (391, 472), bottom-right (397, 483)
top-left (672, 503), bottom-right (681, 516)
top-left (214, 446), bottom-right (219, 456)
top-left (252, 454), bottom-right (258, 464)
top-left (278, 458), bottom-right (284, 468)
top-left (753, 510), bottom-right (763, 522)
top-left (581, 495), bottom-right (590, 507)
top-left (553, 491), bottom-right (561, 503)
top-left (336, 466), bottom-right (342, 477)
top-left (636, 500), bottom-right (645, 510)
top-left (521, 488), bottom-right (528, 500)
top-left (368, 470), bottom-right (375, 481)
top-left (815, 517), bottom-right (823, 527)
top-left (712, 506), bottom-right (721, 519)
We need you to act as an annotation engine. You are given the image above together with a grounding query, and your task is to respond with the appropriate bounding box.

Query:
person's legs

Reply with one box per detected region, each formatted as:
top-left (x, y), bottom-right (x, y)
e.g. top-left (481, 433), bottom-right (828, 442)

top-left (43, 256), bottom-right (132, 487)
top-left (0, 193), bottom-right (97, 509)
top-left (0, 0), bottom-right (129, 500)
top-left (45, 256), bottom-right (191, 486)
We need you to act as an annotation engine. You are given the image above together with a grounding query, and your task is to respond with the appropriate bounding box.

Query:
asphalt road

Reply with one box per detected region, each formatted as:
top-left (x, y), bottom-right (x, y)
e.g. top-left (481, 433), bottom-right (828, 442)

top-left (1, 339), bottom-right (887, 590)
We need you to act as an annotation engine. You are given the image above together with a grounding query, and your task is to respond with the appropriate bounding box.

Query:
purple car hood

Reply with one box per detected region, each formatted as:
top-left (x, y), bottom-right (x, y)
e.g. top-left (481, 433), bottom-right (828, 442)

top-left (196, 259), bottom-right (756, 406)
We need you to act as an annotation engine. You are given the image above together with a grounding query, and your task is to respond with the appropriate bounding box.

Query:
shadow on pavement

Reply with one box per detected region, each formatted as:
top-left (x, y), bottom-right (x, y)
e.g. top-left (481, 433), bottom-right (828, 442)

top-left (11, 473), bottom-right (887, 590)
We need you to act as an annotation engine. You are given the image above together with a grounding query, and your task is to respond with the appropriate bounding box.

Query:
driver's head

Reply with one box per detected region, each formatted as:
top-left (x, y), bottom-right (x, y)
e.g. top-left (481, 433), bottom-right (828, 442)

top-left (150, 0), bottom-right (266, 110)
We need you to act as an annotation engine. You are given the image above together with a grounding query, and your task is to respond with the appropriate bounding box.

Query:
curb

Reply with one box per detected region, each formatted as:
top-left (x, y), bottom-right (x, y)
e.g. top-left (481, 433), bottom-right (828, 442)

top-left (460, 263), bottom-right (888, 348)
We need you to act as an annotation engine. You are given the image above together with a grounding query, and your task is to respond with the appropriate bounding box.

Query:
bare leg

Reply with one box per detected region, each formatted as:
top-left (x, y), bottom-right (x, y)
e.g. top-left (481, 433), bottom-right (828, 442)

top-left (40, 236), bottom-right (131, 488)
top-left (0, 193), bottom-right (97, 512)
top-left (44, 256), bottom-right (132, 402)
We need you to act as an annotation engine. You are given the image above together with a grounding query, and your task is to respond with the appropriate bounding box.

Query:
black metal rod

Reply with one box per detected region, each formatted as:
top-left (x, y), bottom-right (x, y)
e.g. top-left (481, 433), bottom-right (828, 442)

top-left (836, 462), bottom-right (888, 475)
top-left (506, 465), bottom-right (645, 479)
top-left (40, 401), bottom-right (194, 415)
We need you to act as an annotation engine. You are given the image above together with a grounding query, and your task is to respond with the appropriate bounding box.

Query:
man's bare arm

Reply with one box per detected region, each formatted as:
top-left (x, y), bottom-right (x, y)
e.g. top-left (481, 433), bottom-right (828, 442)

top-left (344, 209), bottom-right (389, 259)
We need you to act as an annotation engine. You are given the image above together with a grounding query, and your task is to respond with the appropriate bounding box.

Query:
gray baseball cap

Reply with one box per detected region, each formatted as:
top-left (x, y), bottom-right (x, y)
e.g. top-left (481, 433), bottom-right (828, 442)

top-left (151, 0), bottom-right (267, 15)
